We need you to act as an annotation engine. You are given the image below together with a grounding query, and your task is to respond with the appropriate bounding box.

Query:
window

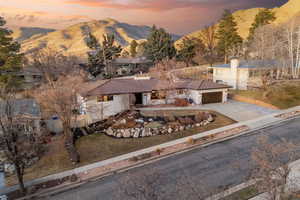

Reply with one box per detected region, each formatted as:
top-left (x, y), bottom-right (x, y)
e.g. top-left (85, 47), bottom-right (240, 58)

top-left (177, 89), bottom-right (185, 95)
top-left (97, 95), bottom-right (114, 102)
top-left (151, 91), bottom-right (166, 100)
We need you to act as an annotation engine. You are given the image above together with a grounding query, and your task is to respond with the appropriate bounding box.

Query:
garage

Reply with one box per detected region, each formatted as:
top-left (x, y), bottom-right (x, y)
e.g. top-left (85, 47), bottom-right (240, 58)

top-left (202, 92), bottom-right (223, 104)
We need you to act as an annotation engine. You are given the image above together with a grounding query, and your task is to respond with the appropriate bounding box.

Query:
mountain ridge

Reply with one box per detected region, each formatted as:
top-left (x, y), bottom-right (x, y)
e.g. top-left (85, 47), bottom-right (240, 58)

top-left (20, 18), bottom-right (180, 58)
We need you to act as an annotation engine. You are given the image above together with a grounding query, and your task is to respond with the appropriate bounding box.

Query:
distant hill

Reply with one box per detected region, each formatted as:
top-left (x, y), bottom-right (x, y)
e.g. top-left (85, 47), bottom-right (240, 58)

top-left (176, 0), bottom-right (300, 45)
top-left (20, 18), bottom-right (180, 58)
top-left (12, 27), bottom-right (56, 42)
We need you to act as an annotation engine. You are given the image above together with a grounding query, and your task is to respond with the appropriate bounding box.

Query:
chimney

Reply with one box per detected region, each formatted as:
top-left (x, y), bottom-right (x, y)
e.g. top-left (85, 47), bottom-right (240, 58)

top-left (230, 58), bottom-right (239, 89)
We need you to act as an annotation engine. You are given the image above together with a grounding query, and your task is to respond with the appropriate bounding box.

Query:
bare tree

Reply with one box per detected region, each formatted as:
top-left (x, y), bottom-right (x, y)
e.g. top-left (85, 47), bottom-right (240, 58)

top-left (251, 136), bottom-right (298, 200)
top-left (0, 90), bottom-right (43, 194)
top-left (199, 24), bottom-right (219, 66)
top-left (34, 73), bottom-right (84, 163)
top-left (29, 48), bottom-right (84, 83)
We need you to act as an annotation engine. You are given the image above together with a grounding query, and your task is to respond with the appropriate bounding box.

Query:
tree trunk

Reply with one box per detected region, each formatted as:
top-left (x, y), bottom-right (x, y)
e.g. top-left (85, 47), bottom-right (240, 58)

top-left (15, 164), bottom-right (26, 195)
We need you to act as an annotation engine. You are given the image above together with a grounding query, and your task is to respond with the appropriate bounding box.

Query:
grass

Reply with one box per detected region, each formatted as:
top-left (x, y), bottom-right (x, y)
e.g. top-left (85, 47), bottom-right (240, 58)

top-left (232, 81), bottom-right (300, 109)
top-left (6, 110), bottom-right (235, 185)
top-left (221, 186), bottom-right (258, 200)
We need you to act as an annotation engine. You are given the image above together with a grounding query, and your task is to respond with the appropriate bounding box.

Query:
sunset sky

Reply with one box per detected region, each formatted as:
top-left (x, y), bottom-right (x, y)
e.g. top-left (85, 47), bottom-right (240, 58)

top-left (0, 0), bottom-right (288, 34)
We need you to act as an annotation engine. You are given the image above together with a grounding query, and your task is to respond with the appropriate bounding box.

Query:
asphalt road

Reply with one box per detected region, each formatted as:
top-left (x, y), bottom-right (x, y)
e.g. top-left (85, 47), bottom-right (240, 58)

top-left (46, 117), bottom-right (300, 200)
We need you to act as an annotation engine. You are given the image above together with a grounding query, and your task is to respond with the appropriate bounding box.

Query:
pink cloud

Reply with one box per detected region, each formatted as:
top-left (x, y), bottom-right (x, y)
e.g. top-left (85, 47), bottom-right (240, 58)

top-left (66, 0), bottom-right (211, 11)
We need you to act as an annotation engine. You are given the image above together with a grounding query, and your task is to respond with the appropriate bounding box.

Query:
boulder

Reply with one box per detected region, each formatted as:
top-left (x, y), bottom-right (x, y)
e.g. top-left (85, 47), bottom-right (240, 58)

top-left (168, 128), bottom-right (173, 134)
top-left (106, 127), bottom-right (114, 136)
top-left (123, 129), bottom-right (131, 138)
top-left (133, 131), bottom-right (140, 138)
top-left (208, 115), bottom-right (214, 122)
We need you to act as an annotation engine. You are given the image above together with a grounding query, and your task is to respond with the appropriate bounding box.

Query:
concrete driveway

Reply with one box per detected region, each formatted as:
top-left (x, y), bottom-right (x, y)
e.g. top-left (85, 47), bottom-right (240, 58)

top-left (200, 100), bottom-right (279, 122)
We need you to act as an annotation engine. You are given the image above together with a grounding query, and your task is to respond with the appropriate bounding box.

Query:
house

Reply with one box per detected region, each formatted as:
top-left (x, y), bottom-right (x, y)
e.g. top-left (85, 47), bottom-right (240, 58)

top-left (107, 57), bottom-right (153, 76)
top-left (79, 77), bottom-right (231, 124)
top-left (0, 99), bottom-right (41, 135)
top-left (211, 58), bottom-right (279, 90)
top-left (16, 67), bottom-right (43, 89)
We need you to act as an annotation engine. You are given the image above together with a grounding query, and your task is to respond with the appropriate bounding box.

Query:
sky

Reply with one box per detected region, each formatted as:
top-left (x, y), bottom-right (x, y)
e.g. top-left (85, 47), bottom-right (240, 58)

top-left (0, 0), bottom-right (289, 34)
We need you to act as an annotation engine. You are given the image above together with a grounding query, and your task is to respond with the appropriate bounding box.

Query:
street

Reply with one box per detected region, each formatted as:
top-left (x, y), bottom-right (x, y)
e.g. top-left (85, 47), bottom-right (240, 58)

top-left (47, 117), bottom-right (300, 200)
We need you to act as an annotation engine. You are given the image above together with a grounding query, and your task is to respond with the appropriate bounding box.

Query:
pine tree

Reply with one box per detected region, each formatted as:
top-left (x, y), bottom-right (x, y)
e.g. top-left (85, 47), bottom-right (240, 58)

top-left (144, 26), bottom-right (176, 63)
top-left (248, 8), bottom-right (276, 41)
top-left (130, 40), bottom-right (138, 57)
top-left (86, 33), bottom-right (122, 77)
top-left (0, 17), bottom-right (22, 88)
top-left (217, 10), bottom-right (243, 63)
top-left (177, 37), bottom-right (202, 67)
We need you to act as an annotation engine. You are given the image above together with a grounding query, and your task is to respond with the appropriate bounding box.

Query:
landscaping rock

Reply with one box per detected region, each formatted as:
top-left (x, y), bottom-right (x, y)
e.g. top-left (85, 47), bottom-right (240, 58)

top-left (168, 128), bottom-right (173, 134)
top-left (106, 127), bottom-right (114, 136)
top-left (123, 129), bottom-right (131, 138)
top-left (133, 131), bottom-right (140, 138)
top-left (208, 115), bottom-right (214, 122)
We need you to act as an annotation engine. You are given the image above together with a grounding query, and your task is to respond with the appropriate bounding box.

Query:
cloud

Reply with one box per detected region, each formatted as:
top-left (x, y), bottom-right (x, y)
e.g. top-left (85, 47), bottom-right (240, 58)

top-left (66, 0), bottom-right (220, 11)
top-left (66, 0), bottom-right (287, 12)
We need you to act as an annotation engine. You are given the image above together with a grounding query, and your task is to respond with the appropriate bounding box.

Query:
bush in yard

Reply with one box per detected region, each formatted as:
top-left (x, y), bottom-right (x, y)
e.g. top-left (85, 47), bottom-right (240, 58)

top-left (175, 98), bottom-right (189, 107)
top-left (187, 138), bottom-right (196, 145)
top-left (155, 148), bottom-right (163, 155)
top-left (195, 112), bottom-right (208, 123)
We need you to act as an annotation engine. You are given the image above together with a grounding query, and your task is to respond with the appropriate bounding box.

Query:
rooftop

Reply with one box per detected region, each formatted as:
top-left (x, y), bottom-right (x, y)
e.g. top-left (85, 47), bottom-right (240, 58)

top-left (212, 60), bottom-right (279, 69)
top-left (0, 99), bottom-right (41, 118)
top-left (86, 78), bottom-right (230, 96)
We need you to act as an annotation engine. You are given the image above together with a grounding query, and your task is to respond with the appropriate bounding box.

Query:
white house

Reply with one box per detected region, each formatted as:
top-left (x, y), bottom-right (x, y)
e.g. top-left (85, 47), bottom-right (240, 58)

top-left (78, 77), bottom-right (231, 124)
top-left (212, 58), bottom-right (278, 90)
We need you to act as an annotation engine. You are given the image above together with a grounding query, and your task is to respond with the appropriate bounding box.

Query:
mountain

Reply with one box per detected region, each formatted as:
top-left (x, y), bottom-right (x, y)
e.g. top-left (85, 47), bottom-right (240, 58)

top-left (177, 0), bottom-right (300, 44)
top-left (12, 27), bottom-right (56, 42)
top-left (20, 18), bottom-right (181, 58)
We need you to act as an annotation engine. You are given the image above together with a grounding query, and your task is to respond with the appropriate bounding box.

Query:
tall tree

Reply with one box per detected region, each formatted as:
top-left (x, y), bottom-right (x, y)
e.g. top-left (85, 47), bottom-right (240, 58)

top-left (86, 33), bottom-right (122, 77)
top-left (177, 37), bottom-right (201, 67)
top-left (248, 8), bottom-right (276, 41)
top-left (130, 40), bottom-right (138, 57)
top-left (199, 24), bottom-right (219, 66)
top-left (144, 26), bottom-right (176, 63)
top-left (217, 10), bottom-right (243, 63)
top-left (0, 16), bottom-right (23, 88)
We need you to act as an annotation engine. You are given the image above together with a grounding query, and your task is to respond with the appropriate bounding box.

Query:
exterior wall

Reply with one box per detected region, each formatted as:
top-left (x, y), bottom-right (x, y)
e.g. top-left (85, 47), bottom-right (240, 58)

top-left (213, 68), bottom-right (249, 90)
top-left (80, 94), bottom-right (130, 124)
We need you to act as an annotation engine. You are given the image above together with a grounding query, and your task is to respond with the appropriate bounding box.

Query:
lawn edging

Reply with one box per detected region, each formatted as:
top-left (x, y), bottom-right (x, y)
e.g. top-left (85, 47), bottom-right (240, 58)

top-left (2, 106), bottom-right (300, 197)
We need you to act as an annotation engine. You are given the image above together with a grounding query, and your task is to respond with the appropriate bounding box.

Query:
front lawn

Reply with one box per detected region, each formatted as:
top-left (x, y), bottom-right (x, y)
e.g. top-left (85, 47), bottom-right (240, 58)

top-left (6, 110), bottom-right (235, 186)
top-left (76, 110), bottom-right (235, 165)
top-left (232, 81), bottom-right (300, 109)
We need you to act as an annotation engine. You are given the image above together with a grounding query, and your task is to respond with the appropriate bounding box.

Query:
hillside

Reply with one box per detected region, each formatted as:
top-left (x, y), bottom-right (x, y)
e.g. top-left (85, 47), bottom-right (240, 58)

top-left (12, 27), bottom-right (56, 42)
top-left (20, 18), bottom-right (180, 58)
top-left (177, 0), bottom-right (300, 44)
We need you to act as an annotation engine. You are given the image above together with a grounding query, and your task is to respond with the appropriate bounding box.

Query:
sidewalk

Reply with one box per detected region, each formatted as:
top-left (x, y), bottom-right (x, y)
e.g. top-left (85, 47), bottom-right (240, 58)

top-left (1, 106), bottom-right (300, 196)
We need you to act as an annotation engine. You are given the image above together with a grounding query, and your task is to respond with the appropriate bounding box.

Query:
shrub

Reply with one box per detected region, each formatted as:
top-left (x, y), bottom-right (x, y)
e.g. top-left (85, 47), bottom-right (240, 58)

top-left (175, 98), bottom-right (189, 107)
top-left (187, 137), bottom-right (195, 145)
top-left (155, 148), bottom-right (163, 155)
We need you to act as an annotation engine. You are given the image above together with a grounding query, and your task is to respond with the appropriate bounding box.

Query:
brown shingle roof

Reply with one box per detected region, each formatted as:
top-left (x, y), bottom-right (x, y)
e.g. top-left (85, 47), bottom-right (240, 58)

top-left (86, 78), bottom-right (230, 96)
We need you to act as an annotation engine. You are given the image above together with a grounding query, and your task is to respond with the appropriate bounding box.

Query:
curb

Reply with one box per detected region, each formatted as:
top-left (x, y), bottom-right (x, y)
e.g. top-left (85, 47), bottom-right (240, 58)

top-left (17, 115), bottom-right (300, 199)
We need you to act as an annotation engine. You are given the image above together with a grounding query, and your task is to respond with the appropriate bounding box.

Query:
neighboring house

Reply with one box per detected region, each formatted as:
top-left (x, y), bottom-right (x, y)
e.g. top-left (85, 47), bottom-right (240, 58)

top-left (107, 57), bottom-right (153, 76)
top-left (212, 58), bottom-right (279, 90)
top-left (0, 99), bottom-right (41, 135)
top-left (79, 77), bottom-right (230, 124)
top-left (16, 67), bottom-right (43, 89)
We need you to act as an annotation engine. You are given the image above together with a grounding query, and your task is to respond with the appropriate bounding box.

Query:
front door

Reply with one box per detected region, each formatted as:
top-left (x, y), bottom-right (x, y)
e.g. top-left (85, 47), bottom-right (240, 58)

top-left (135, 93), bottom-right (143, 105)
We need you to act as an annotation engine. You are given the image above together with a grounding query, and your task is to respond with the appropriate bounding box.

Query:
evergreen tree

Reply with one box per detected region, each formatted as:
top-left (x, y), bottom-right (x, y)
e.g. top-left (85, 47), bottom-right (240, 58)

top-left (0, 17), bottom-right (22, 88)
top-left (86, 33), bottom-right (122, 77)
top-left (177, 37), bottom-right (202, 67)
top-left (144, 26), bottom-right (176, 63)
top-left (217, 10), bottom-right (243, 63)
top-left (248, 8), bottom-right (276, 41)
top-left (130, 40), bottom-right (138, 57)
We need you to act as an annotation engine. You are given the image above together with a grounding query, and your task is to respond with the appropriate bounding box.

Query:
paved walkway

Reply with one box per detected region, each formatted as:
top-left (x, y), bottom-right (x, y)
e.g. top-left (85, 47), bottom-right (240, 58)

top-left (139, 100), bottom-right (279, 122)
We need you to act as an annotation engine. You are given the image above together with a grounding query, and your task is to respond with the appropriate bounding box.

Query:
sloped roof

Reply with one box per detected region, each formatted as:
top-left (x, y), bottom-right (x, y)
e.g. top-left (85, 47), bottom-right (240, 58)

top-left (0, 99), bottom-right (41, 118)
top-left (212, 60), bottom-right (279, 69)
top-left (86, 78), bottom-right (230, 96)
